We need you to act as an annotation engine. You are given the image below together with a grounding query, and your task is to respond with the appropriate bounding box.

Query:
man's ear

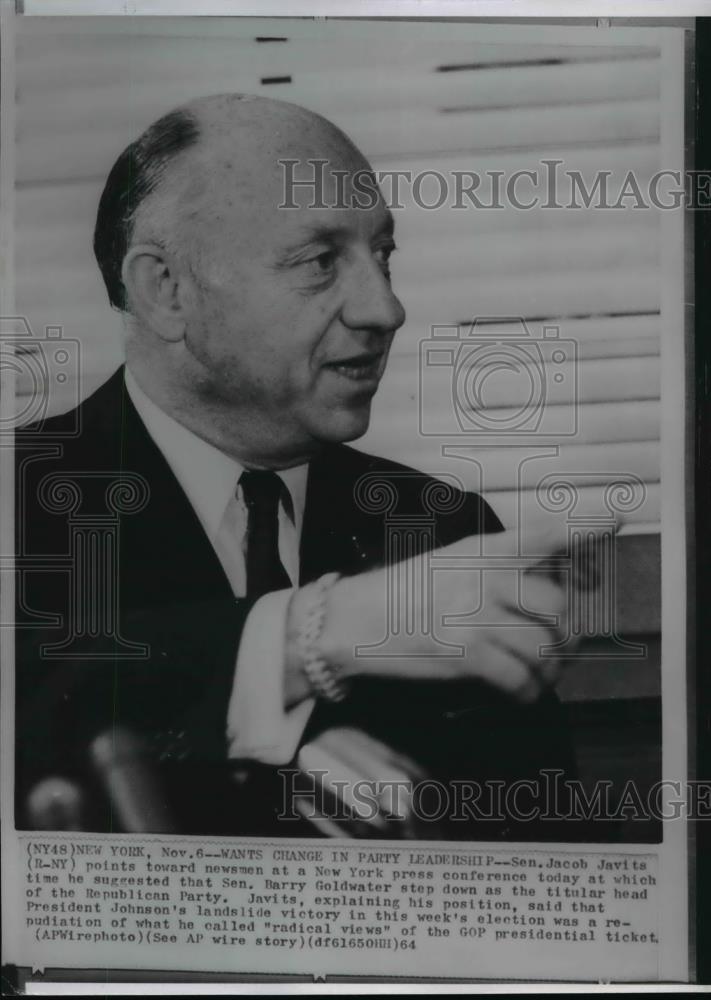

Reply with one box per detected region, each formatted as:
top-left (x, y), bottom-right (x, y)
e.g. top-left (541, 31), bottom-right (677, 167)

top-left (121, 244), bottom-right (191, 343)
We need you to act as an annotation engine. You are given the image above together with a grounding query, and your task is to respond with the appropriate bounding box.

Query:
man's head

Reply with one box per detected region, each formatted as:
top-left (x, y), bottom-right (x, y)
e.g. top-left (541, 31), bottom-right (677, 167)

top-left (94, 94), bottom-right (405, 467)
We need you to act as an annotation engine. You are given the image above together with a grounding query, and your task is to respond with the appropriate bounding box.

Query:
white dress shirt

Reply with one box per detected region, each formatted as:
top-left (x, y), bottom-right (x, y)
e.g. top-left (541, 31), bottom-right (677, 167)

top-left (124, 369), bottom-right (315, 764)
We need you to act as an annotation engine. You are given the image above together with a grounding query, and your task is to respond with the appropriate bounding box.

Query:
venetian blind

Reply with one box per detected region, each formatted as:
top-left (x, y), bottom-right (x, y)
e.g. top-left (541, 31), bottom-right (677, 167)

top-left (13, 19), bottom-right (663, 532)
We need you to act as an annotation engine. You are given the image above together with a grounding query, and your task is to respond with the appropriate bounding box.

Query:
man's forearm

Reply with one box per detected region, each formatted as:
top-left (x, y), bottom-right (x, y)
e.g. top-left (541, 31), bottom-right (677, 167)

top-left (284, 521), bottom-right (596, 705)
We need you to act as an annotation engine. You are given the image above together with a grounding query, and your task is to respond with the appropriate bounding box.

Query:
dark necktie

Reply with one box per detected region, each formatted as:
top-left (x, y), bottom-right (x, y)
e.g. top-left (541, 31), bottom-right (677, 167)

top-left (239, 469), bottom-right (292, 598)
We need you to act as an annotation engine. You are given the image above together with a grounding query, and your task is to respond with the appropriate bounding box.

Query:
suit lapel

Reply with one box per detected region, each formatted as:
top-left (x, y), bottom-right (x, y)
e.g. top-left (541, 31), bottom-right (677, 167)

top-left (82, 369), bottom-right (235, 612)
top-left (299, 445), bottom-right (378, 584)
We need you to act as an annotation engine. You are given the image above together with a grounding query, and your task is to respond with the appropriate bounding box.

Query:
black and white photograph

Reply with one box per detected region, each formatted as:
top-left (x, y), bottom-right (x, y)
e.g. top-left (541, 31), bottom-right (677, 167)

top-left (0, 6), bottom-right (696, 988)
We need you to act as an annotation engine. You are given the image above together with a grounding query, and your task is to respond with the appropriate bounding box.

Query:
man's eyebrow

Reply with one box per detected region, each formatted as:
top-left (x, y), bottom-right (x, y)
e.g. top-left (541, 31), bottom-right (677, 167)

top-left (279, 223), bottom-right (350, 252)
top-left (275, 213), bottom-right (397, 262)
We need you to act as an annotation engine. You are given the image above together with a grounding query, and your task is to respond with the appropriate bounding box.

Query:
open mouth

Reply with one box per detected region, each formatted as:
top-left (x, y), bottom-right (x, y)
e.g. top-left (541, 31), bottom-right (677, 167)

top-left (324, 352), bottom-right (384, 382)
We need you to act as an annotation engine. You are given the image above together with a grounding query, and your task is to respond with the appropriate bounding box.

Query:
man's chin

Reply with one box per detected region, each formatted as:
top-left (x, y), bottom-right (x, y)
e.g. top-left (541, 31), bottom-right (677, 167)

top-left (310, 404), bottom-right (372, 445)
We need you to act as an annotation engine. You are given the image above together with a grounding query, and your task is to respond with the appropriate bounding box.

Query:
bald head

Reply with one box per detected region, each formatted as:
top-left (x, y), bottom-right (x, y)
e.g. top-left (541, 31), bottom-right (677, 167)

top-left (93, 93), bottom-right (369, 312)
top-left (187, 92), bottom-right (362, 162)
top-left (96, 93), bottom-right (403, 465)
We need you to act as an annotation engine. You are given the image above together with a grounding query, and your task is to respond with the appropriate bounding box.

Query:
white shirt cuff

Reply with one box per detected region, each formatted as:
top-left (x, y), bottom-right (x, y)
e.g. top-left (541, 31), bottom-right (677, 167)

top-left (226, 589), bottom-right (315, 765)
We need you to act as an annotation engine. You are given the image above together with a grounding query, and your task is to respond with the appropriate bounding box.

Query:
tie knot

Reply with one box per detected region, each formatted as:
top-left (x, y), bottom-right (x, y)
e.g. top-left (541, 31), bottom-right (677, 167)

top-left (239, 469), bottom-right (284, 513)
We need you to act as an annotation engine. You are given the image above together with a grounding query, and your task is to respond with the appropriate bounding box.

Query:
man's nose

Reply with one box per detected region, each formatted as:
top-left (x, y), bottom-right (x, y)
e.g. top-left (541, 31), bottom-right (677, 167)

top-left (341, 255), bottom-right (406, 335)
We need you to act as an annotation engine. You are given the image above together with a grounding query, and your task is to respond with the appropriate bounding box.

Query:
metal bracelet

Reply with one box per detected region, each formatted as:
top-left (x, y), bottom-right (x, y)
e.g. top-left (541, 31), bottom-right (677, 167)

top-left (292, 572), bottom-right (348, 703)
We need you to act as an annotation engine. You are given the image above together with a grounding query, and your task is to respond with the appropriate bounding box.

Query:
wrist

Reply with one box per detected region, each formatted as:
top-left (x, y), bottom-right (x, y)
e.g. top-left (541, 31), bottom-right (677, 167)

top-left (317, 570), bottom-right (385, 679)
top-left (286, 573), bottom-right (350, 701)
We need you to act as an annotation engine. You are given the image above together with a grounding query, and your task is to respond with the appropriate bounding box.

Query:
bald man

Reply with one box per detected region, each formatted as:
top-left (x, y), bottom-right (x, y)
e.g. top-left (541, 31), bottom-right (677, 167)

top-left (15, 95), bottom-right (585, 839)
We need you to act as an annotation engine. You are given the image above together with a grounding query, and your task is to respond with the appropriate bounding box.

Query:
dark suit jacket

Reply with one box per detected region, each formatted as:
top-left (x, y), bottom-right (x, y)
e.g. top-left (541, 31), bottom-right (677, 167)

top-left (15, 368), bottom-right (577, 839)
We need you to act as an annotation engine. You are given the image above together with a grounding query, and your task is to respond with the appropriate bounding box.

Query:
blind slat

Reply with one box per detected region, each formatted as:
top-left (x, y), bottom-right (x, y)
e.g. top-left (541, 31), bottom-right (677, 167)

top-left (373, 141), bottom-right (659, 181)
top-left (382, 354), bottom-right (659, 408)
top-left (17, 31), bottom-right (658, 91)
top-left (479, 483), bottom-right (660, 529)
top-left (17, 99), bottom-right (661, 185)
top-left (397, 269), bottom-right (659, 324)
top-left (17, 227), bottom-right (658, 290)
top-left (366, 398), bottom-right (660, 446)
top-left (392, 227), bottom-right (657, 280)
top-left (390, 335), bottom-right (659, 362)
top-left (414, 315), bottom-right (661, 342)
top-left (18, 58), bottom-right (660, 130)
top-left (347, 440), bottom-right (659, 492)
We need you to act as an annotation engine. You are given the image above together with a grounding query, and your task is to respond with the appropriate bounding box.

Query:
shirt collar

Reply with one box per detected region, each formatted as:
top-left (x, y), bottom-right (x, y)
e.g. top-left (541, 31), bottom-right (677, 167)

top-left (124, 368), bottom-right (309, 543)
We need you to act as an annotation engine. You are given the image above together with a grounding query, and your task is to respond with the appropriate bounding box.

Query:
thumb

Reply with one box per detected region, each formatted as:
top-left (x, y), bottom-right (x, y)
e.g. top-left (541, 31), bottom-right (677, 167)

top-left (521, 514), bottom-right (625, 589)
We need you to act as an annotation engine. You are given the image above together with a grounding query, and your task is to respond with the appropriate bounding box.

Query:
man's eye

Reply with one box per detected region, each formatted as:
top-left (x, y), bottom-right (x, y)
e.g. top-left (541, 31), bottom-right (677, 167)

top-left (302, 250), bottom-right (337, 280)
top-left (375, 243), bottom-right (396, 278)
